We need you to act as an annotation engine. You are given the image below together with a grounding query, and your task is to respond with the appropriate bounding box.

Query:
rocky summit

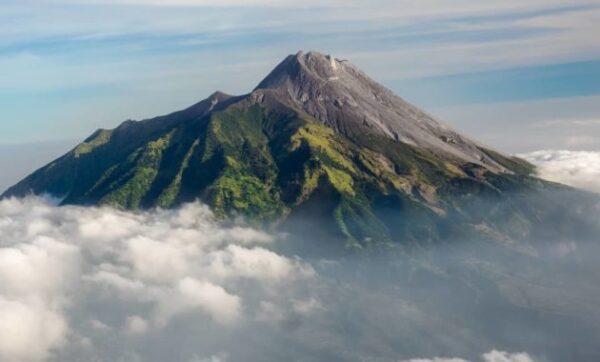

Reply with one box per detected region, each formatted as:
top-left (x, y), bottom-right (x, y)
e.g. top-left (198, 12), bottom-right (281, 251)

top-left (3, 51), bottom-right (596, 249)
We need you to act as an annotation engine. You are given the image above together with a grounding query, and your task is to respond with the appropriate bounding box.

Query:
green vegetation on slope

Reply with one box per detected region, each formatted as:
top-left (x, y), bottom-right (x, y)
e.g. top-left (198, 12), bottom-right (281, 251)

top-left (101, 131), bottom-right (175, 209)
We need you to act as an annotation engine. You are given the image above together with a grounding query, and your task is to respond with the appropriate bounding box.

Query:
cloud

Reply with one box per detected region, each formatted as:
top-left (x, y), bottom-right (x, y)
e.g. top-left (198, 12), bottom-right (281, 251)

top-left (0, 297), bottom-right (68, 362)
top-left (532, 118), bottom-right (600, 128)
top-left (0, 234), bottom-right (78, 361)
top-left (0, 195), bottom-right (595, 361)
top-left (124, 315), bottom-right (149, 334)
top-left (520, 150), bottom-right (600, 192)
top-left (482, 350), bottom-right (535, 362)
top-left (70, 0), bottom-right (341, 6)
top-left (43, 0), bottom-right (594, 14)
top-left (401, 350), bottom-right (535, 362)
top-left (161, 277), bottom-right (242, 325)
top-left (0, 197), bottom-right (312, 361)
top-left (401, 358), bottom-right (469, 362)
top-left (207, 244), bottom-right (314, 282)
top-left (189, 353), bottom-right (228, 362)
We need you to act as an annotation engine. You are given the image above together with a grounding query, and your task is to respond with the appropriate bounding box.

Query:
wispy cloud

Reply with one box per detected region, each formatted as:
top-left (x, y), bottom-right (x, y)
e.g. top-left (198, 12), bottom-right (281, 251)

top-left (531, 118), bottom-right (600, 128)
top-left (3, 1), bottom-right (598, 73)
top-left (401, 350), bottom-right (535, 362)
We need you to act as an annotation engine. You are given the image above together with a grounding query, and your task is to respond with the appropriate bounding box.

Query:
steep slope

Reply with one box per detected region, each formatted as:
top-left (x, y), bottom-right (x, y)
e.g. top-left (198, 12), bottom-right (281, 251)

top-left (4, 51), bottom-right (595, 249)
top-left (256, 51), bottom-right (508, 172)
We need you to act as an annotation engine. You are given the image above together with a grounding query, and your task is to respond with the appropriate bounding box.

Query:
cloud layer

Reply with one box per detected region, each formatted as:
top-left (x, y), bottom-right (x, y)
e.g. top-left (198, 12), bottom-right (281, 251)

top-left (521, 150), bottom-right (600, 192)
top-left (2, 193), bottom-right (598, 361)
top-left (0, 197), bottom-right (312, 361)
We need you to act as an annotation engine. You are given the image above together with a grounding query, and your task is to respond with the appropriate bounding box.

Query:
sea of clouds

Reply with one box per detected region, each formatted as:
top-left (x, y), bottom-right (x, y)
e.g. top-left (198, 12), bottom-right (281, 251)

top-left (0, 196), bottom-right (544, 362)
top-left (0, 197), bottom-right (317, 361)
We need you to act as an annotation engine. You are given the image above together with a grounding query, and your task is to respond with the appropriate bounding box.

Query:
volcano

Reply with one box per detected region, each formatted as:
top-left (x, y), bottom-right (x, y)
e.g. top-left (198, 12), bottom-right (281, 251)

top-left (3, 51), bottom-right (594, 248)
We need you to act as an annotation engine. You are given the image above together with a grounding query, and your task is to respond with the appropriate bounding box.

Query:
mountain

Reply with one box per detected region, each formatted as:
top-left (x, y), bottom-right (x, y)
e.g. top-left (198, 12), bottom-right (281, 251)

top-left (3, 51), bottom-right (596, 248)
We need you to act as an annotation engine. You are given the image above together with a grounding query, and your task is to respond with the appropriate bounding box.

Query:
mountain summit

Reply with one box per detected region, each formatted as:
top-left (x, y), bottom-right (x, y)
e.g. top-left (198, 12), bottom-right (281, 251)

top-left (3, 51), bottom-right (590, 248)
top-left (256, 51), bottom-right (505, 171)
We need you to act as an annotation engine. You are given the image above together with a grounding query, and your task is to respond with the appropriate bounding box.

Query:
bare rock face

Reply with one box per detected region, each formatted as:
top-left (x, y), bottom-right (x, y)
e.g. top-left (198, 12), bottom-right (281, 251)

top-left (256, 51), bottom-right (506, 172)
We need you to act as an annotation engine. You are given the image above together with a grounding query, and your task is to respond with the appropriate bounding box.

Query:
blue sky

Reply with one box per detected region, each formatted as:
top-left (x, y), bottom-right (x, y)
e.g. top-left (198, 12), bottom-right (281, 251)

top-left (1, 0), bottom-right (600, 153)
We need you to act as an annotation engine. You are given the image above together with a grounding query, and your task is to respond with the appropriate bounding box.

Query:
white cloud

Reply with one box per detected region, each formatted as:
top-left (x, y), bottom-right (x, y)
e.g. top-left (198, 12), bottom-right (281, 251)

top-left (189, 353), bottom-right (228, 362)
top-left (170, 278), bottom-right (241, 324)
top-left (401, 359), bottom-right (468, 362)
top-left (124, 315), bottom-right (149, 334)
top-left (90, 319), bottom-right (111, 332)
top-left (482, 350), bottom-right (535, 362)
top-left (520, 150), bottom-right (600, 192)
top-left (2, 1), bottom-right (598, 79)
top-left (0, 297), bottom-right (68, 362)
top-left (207, 244), bottom-right (313, 282)
top-left (126, 235), bottom-right (191, 282)
top-left (531, 118), bottom-right (600, 128)
top-left (0, 197), bottom-right (312, 361)
top-left (0, 195), bottom-right (590, 361)
top-left (400, 350), bottom-right (535, 362)
top-left (0, 232), bottom-right (78, 361)
top-left (45, 0), bottom-right (592, 14)
top-left (73, 0), bottom-right (341, 6)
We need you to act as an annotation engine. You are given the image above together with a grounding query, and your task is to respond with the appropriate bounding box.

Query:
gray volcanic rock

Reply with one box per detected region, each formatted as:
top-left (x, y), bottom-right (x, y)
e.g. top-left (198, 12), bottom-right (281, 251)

top-left (256, 51), bottom-right (506, 172)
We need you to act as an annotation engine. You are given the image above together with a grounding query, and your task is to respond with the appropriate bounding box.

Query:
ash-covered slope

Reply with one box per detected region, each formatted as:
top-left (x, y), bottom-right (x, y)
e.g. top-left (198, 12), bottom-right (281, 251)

top-left (256, 51), bottom-right (506, 172)
top-left (5, 51), bottom-right (594, 249)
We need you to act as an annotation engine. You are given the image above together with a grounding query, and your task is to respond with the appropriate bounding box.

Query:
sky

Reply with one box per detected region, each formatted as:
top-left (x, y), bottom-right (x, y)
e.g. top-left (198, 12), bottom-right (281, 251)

top-left (1, 0), bottom-right (600, 187)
